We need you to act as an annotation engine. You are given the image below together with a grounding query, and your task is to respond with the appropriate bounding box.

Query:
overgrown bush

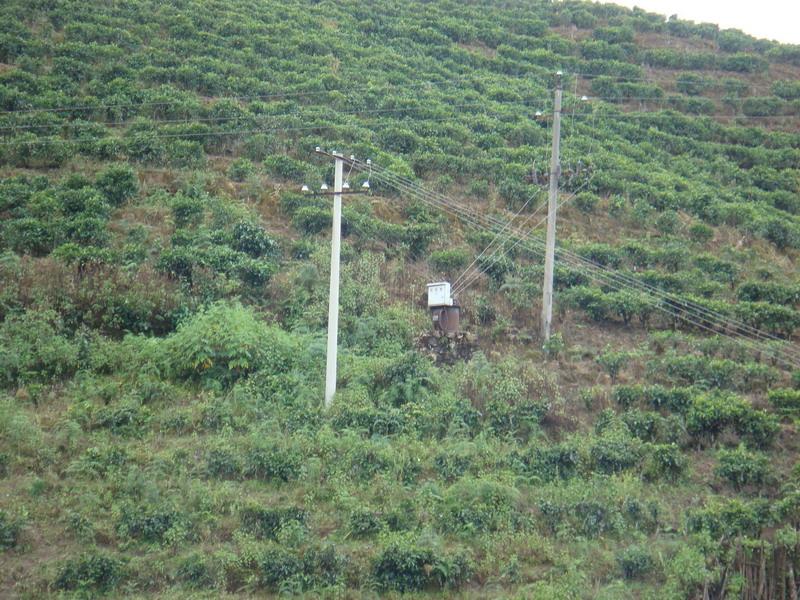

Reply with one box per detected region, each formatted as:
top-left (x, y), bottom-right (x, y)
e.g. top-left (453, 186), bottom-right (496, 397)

top-left (164, 301), bottom-right (294, 386)
top-left (0, 309), bottom-right (79, 388)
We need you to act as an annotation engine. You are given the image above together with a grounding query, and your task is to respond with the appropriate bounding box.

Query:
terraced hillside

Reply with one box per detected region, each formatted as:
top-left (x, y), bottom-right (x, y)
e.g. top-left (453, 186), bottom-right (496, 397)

top-left (1, 0), bottom-right (799, 597)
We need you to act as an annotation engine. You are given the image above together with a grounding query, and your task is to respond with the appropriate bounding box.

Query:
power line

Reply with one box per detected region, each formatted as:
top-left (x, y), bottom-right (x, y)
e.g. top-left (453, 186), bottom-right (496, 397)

top-left (344, 157), bottom-right (800, 369)
top-left (409, 159), bottom-right (800, 361)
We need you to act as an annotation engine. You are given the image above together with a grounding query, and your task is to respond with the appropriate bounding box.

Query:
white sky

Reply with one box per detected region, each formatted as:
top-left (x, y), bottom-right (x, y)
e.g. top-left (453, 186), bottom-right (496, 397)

top-left (594, 0), bottom-right (800, 44)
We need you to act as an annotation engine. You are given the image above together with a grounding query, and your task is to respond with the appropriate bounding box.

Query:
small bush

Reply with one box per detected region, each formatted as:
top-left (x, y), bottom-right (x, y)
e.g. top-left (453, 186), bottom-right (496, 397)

top-left (240, 506), bottom-right (307, 540)
top-left (617, 545), bottom-right (655, 579)
top-left (440, 478), bottom-right (519, 533)
top-left (371, 536), bottom-right (472, 592)
top-left (95, 164), bottom-right (138, 207)
top-left (165, 301), bottom-right (294, 386)
top-left (0, 510), bottom-right (21, 550)
top-left (0, 309), bottom-right (79, 387)
top-left (688, 222), bottom-right (714, 243)
top-left (715, 445), bottom-right (771, 489)
top-left (170, 193), bottom-right (205, 228)
top-left (231, 222), bottom-right (279, 258)
top-left (242, 442), bottom-right (303, 482)
top-left (574, 191), bottom-right (600, 213)
top-left (429, 248), bottom-right (469, 274)
top-left (116, 503), bottom-right (187, 544)
top-left (348, 508), bottom-right (384, 537)
top-left (768, 388), bottom-right (800, 415)
top-left (54, 553), bottom-right (125, 592)
top-left (257, 545), bottom-right (303, 588)
top-left (228, 157), bottom-right (256, 182)
top-left (589, 430), bottom-right (643, 474)
top-left (644, 443), bottom-right (687, 481)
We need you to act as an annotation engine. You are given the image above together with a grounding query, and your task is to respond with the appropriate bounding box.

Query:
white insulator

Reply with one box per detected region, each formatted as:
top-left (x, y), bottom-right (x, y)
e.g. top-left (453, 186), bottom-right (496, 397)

top-left (321, 183), bottom-right (328, 191)
top-left (301, 184), bottom-right (310, 192)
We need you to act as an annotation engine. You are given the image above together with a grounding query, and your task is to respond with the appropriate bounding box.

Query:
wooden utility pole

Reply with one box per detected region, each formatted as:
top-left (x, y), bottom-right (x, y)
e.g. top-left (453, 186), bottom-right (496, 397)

top-left (324, 152), bottom-right (344, 409)
top-left (541, 71), bottom-right (563, 342)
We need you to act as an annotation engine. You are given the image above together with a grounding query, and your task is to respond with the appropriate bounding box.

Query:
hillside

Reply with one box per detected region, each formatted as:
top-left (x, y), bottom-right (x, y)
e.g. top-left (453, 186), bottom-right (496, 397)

top-left (1, 0), bottom-right (800, 597)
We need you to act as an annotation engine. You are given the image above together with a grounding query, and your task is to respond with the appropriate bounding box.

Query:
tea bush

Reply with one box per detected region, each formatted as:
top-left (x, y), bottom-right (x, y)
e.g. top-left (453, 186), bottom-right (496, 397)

top-left (440, 478), bottom-right (520, 533)
top-left (768, 388), bottom-right (800, 415)
top-left (0, 510), bottom-right (21, 550)
top-left (240, 506), bottom-right (307, 540)
top-left (371, 535), bottom-right (473, 592)
top-left (715, 445), bottom-right (772, 489)
top-left (54, 552), bottom-right (126, 592)
top-left (95, 164), bottom-right (138, 207)
top-left (617, 545), bottom-right (655, 579)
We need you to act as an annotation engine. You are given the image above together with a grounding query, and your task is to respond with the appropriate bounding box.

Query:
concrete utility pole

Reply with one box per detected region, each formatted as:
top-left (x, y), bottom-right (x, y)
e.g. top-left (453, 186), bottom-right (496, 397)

top-left (324, 152), bottom-right (344, 409)
top-left (541, 71), bottom-right (563, 342)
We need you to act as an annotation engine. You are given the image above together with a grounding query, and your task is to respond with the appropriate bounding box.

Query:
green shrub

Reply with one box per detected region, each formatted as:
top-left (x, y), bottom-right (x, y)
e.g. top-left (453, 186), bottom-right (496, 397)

top-left (264, 155), bottom-right (306, 181)
top-left (644, 443), bottom-right (687, 481)
top-left (95, 164), bottom-right (138, 206)
top-left (516, 443), bottom-right (579, 482)
top-left (348, 508), bottom-right (384, 537)
top-left (440, 478), bottom-right (519, 533)
top-left (205, 446), bottom-right (242, 480)
top-left (715, 445), bottom-right (771, 489)
top-left (589, 430), bottom-right (643, 474)
top-left (768, 388), bottom-right (800, 414)
top-left (242, 442), bottom-right (303, 482)
top-left (177, 552), bottom-right (216, 588)
top-left (240, 506), bottom-right (307, 540)
top-left (688, 222), bottom-right (714, 243)
top-left (94, 401), bottom-right (150, 436)
top-left (231, 222), bottom-right (279, 258)
top-left (0, 309), bottom-right (79, 387)
top-left (617, 545), bottom-right (655, 580)
top-left (227, 157), bottom-right (256, 182)
top-left (613, 385), bottom-right (645, 409)
top-left (686, 498), bottom-right (767, 539)
top-left (597, 347), bottom-right (632, 383)
top-left (685, 392), bottom-right (777, 447)
top-left (54, 553), bottom-right (125, 592)
top-left (0, 510), bottom-right (21, 550)
top-left (371, 536), bottom-right (473, 592)
top-left (165, 301), bottom-right (294, 386)
top-left (116, 503), bottom-right (188, 544)
top-left (257, 545), bottom-right (303, 588)
top-left (574, 191), bottom-right (600, 213)
top-left (429, 248), bottom-right (469, 273)
top-left (170, 193), bottom-right (205, 228)
top-left (434, 444), bottom-right (475, 481)
top-left (292, 205), bottom-right (330, 235)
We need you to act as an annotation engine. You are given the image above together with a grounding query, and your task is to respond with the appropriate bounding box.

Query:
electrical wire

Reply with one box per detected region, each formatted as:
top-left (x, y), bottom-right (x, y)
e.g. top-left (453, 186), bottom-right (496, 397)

top-left (344, 157), bottom-right (800, 369)
top-left (451, 192), bottom-right (537, 291)
top-left (374, 160), bottom-right (800, 361)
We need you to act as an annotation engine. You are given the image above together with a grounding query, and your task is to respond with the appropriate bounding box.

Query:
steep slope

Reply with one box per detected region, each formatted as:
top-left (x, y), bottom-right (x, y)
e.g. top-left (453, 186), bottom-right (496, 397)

top-left (0, 0), bottom-right (799, 597)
